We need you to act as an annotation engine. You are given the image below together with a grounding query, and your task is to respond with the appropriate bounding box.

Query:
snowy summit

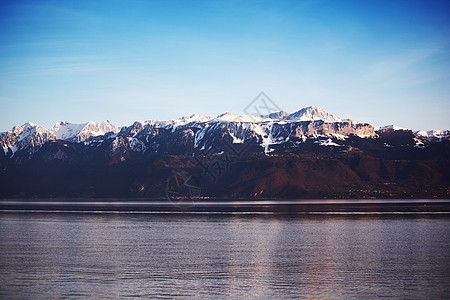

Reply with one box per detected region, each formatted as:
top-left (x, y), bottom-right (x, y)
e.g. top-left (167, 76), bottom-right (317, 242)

top-left (51, 121), bottom-right (119, 142)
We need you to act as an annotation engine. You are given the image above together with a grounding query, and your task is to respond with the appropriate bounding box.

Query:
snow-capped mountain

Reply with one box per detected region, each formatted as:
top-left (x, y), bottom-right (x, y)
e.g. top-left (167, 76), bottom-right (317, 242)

top-left (0, 122), bottom-right (55, 157)
top-left (415, 130), bottom-right (449, 142)
top-left (283, 106), bottom-right (342, 122)
top-left (0, 120), bottom-right (119, 158)
top-left (50, 120), bottom-right (119, 142)
top-left (118, 116), bottom-right (375, 154)
top-left (1, 106), bottom-right (448, 162)
top-left (214, 106), bottom-right (341, 123)
top-left (1, 106), bottom-right (448, 199)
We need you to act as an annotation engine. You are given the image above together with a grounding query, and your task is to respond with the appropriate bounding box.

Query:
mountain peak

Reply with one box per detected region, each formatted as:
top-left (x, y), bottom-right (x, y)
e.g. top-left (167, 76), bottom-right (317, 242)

top-left (284, 106), bottom-right (342, 123)
top-left (178, 114), bottom-right (212, 123)
top-left (213, 106), bottom-right (343, 123)
top-left (22, 122), bottom-right (38, 128)
top-left (216, 112), bottom-right (232, 118)
top-left (50, 121), bottom-right (119, 142)
top-left (266, 110), bottom-right (289, 119)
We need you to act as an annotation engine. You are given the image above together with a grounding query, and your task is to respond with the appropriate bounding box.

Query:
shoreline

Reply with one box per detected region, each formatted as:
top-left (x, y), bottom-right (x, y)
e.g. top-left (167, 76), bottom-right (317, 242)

top-left (1, 199), bottom-right (449, 214)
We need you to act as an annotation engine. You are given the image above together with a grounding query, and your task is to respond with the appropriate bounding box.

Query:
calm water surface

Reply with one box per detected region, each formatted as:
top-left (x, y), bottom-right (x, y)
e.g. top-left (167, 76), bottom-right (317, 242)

top-left (0, 212), bottom-right (449, 299)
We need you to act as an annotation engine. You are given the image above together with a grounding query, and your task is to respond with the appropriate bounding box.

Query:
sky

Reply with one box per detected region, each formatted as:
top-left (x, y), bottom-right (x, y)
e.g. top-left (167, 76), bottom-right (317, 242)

top-left (0, 0), bottom-right (449, 131)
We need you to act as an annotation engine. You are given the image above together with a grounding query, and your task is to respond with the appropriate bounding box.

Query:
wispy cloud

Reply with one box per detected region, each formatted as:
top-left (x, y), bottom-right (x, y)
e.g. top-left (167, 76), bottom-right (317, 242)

top-left (0, 55), bottom-right (128, 77)
top-left (366, 47), bottom-right (449, 87)
top-left (370, 48), bottom-right (440, 74)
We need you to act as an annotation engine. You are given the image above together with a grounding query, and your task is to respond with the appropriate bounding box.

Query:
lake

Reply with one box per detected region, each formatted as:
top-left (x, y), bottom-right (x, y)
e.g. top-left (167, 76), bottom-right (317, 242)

top-left (0, 202), bottom-right (449, 298)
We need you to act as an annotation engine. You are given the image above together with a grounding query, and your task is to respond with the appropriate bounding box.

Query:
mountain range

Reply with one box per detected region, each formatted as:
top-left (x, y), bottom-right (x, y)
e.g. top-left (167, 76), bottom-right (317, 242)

top-left (1, 106), bottom-right (449, 199)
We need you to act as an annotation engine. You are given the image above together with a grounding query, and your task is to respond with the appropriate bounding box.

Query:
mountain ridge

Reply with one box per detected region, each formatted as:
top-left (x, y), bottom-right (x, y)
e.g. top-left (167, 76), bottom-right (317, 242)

top-left (1, 106), bottom-right (448, 199)
top-left (1, 105), bottom-right (448, 159)
top-left (2, 105), bottom-right (448, 148)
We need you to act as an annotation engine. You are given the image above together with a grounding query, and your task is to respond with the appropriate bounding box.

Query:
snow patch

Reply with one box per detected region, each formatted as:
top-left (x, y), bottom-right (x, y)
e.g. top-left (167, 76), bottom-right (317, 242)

top-left (215, 112), bottom-right (272, 123)
top-left (415, 130), bottom-right (449, 141)
top-left (380, 125), bottom-right (407, 131)
top-left (129, 137), bottom-right (147, 152)
top-left (315, 138), bottom-right (342, 147)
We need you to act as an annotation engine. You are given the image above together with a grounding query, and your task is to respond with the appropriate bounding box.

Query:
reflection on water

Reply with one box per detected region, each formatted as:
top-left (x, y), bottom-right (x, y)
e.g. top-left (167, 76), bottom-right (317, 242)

top-left (0, 213), bottom-right (449, 298)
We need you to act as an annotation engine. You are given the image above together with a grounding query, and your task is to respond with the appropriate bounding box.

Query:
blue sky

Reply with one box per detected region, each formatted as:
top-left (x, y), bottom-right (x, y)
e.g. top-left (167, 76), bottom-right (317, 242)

top-left (1, 0), bottom-right (449, 131)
